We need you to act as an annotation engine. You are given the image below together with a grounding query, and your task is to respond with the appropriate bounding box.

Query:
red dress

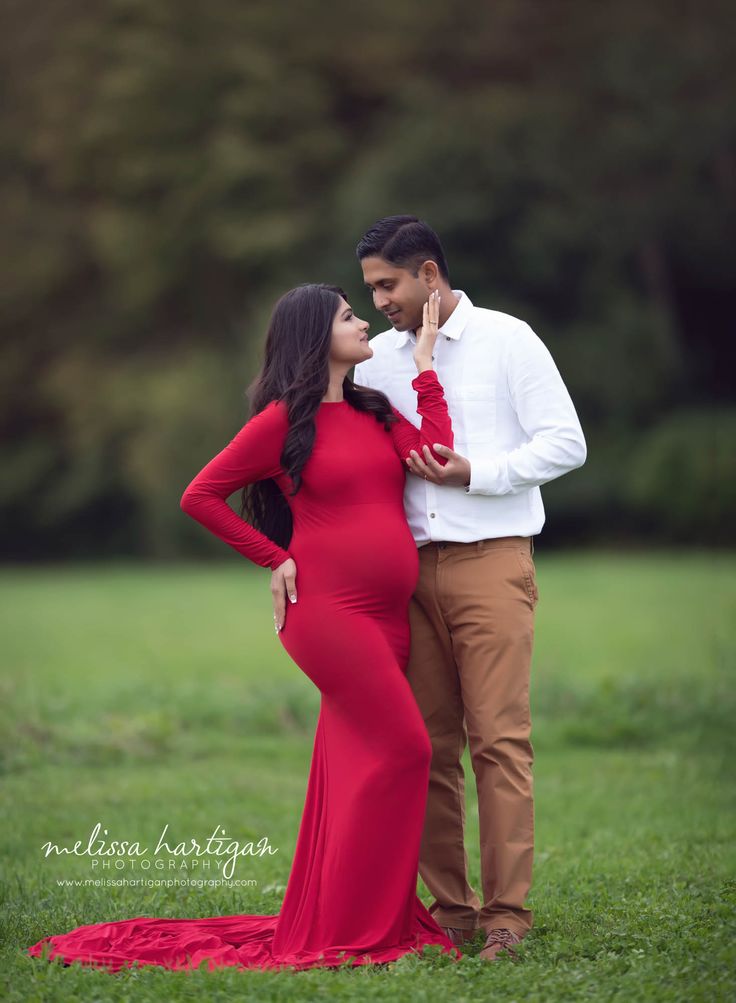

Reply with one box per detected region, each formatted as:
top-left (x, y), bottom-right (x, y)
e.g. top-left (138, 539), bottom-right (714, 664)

top-left (27, 369), bottom-right (460, 972)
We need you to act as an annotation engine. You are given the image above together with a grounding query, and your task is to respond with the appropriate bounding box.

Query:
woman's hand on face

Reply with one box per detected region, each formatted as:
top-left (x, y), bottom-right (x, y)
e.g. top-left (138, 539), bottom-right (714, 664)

top-left (413, 289), bottom-right (441, 372)
top-left (271, 557), bottom-right (297, 633)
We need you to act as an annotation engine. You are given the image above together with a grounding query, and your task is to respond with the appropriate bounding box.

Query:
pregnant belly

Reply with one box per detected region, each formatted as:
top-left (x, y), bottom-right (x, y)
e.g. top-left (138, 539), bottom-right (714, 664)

top-left (288, 505), bottom-right (419, 606)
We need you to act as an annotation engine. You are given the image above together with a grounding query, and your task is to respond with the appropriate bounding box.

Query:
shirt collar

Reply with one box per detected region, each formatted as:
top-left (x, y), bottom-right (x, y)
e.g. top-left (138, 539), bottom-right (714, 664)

top-left (394, 289), bottom-right (473, 349)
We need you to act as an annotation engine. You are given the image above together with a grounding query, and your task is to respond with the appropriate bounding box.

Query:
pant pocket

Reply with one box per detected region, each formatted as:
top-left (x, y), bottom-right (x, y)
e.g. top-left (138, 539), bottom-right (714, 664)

top-left (515, 549), bottom-right (539, 608)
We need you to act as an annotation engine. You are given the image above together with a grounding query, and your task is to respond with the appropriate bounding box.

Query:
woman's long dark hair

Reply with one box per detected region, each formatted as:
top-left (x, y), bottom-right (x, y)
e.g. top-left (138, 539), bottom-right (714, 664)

top-left (239, 283), bottom-right (398, 553)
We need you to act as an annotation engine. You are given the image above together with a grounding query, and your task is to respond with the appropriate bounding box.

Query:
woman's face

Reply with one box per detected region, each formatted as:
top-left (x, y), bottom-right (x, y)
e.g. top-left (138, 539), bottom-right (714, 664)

top-left (330, 297), bottom-right (372, 364)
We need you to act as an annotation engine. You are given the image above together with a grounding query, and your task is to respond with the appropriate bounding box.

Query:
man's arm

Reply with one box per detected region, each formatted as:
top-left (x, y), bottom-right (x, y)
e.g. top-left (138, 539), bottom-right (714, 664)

top-left (465, 322), bottom-right (587, 496)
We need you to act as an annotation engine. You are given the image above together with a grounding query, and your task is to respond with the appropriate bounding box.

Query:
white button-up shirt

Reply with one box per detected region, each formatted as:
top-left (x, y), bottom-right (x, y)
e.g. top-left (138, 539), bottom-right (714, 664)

top-left (353, 289), bottom-right (587, 545)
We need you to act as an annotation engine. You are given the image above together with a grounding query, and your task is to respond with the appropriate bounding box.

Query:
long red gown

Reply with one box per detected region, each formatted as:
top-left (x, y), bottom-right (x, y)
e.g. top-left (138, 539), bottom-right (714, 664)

top-left (27, 368), bottom-right (461, 972)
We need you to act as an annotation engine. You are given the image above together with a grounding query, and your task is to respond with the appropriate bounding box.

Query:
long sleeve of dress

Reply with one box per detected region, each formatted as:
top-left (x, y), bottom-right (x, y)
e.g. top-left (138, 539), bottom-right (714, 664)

top-left (389, 369), bottom-right (454, 466)
top-left (180, 400), bottom-right (293, 571)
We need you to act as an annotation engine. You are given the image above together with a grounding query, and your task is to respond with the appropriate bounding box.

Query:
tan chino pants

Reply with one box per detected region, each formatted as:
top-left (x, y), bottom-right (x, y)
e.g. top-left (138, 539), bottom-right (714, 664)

top-left (406, 535), bottom-right (538, 937)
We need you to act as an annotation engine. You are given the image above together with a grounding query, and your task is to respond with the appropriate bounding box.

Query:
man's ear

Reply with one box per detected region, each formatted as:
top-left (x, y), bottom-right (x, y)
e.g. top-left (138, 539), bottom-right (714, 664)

top-left (420, 260), bottom-right (440, 287)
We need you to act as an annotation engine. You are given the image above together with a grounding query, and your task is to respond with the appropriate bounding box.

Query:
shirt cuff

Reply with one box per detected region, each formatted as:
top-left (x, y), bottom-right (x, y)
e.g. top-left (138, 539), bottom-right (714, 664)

top-left (463, 453), bottom-right (512, 495)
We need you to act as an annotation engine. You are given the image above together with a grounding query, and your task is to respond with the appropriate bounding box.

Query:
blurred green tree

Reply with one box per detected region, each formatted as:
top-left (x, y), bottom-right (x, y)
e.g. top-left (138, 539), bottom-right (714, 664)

top-left (1, 0), bottom-right (733, 555)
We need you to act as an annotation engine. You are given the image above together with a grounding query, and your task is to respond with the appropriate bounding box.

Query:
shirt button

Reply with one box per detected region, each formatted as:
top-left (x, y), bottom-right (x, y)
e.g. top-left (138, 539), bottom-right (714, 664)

top-left (445, 336), bottom-right (450, 341)
top-left (430, 513), bottom-right (436, 518)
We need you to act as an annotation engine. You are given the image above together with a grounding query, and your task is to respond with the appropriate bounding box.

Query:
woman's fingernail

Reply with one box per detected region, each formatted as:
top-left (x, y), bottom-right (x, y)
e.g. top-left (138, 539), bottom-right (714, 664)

top-left (290, 595), bottom-right (297, 604)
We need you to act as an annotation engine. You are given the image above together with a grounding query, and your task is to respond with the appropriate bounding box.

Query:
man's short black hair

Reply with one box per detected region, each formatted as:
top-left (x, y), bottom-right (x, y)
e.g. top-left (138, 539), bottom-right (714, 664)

top-left (356, 214), bottom-right (450, 282)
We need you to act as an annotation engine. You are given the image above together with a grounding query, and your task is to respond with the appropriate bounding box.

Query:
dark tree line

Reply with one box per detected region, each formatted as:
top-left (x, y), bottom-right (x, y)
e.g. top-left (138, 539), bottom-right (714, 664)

top-left (1, 0), bottom-right (733, 557)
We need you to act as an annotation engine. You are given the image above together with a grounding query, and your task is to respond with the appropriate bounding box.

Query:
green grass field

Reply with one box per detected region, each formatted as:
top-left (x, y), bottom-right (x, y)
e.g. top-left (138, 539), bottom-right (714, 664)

top-left (1, 551), bottom-right (734, 1001)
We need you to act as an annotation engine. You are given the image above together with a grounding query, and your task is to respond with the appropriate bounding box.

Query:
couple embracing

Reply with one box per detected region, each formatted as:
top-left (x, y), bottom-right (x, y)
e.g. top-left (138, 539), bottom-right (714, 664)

top-left (28, 215), bottom-right (586, 972)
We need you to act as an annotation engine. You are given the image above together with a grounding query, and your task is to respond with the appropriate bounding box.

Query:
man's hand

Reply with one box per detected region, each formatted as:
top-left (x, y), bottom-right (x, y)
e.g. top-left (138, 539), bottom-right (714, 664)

top-left (271, 557), bottom-right (297, 633)
top-left (406, 443), bottom-right (471, 487)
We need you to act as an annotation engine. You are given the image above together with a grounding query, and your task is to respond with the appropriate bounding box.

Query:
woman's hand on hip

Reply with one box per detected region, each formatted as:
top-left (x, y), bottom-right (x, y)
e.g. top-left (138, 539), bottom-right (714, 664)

top-left (271, 557), bottom-right (297, 633)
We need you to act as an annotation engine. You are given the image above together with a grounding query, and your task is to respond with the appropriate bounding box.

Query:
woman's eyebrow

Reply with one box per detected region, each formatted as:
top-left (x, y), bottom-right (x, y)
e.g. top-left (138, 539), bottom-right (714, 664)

top-left (342, 308), bottom-right (352, 318)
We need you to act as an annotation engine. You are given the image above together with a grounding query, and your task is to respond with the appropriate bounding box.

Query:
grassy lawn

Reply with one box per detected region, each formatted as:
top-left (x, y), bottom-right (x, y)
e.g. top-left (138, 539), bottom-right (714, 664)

top-left (1, 551), bottom-right (734, 1001)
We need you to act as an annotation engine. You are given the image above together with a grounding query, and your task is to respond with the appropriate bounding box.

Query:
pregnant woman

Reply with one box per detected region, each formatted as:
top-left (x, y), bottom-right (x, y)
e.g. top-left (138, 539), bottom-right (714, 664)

top-left (27, 284), bottom-right (459, 973)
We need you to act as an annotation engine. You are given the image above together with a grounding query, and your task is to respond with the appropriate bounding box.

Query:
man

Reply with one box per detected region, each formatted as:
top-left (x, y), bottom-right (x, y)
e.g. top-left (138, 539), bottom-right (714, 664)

top-left (353, 215), bottom-right (587, 962)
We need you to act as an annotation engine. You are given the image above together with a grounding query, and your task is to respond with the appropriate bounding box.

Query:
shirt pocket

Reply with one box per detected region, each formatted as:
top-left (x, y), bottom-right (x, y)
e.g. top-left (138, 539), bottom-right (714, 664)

top-left (445, 383), bottom-right (496, 443)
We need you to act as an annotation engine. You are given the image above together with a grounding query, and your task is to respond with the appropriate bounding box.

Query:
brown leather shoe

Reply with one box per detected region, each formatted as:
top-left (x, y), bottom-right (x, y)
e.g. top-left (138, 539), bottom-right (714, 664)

top-left (440, 925), bottom-right (477, 947)
top-left (479, 927), bottom-right (524, 961)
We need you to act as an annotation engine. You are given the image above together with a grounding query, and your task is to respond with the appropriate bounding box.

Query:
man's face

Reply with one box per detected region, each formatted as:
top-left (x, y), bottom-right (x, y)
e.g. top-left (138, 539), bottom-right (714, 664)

top-left (360, 256), bottom-right (431, 333)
